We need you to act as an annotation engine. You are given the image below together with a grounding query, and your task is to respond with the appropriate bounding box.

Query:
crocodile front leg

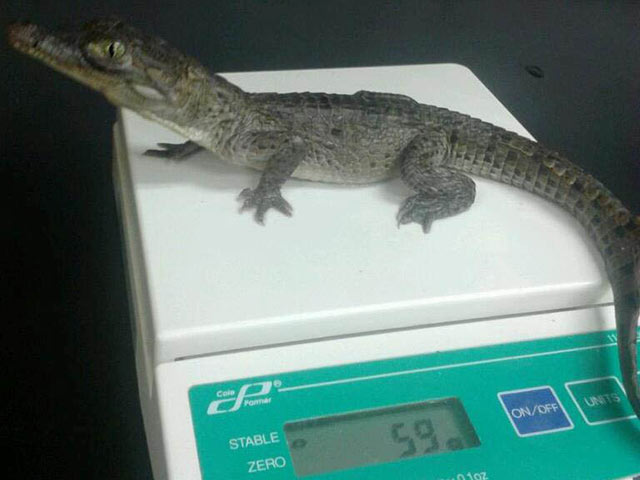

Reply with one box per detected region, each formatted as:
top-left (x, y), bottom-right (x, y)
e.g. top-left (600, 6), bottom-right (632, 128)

top-left (238, 135), bottom-right (306, 224)
top-left (144, 140), bottom-right (204, 160)
top-left (397, 129), bottom-right (476, 232)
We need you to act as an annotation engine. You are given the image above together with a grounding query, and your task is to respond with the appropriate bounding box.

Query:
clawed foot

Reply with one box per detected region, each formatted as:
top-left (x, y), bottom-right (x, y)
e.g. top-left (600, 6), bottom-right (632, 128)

top-left (238, 187), bottom-right (293, 224)
top-left (396, 194), bottom-right (441, 233)
top-left (143, 141), bottom-right (203, 160)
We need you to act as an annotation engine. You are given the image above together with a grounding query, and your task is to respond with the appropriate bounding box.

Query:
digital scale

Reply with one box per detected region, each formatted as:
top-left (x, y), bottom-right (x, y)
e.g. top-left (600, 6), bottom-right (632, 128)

top-left (112, 64), bottom-right (640, 479)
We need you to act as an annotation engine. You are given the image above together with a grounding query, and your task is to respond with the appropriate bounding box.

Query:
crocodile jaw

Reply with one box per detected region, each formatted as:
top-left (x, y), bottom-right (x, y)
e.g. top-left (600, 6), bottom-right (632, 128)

top-left (8, 22), bottom-right (119, 92)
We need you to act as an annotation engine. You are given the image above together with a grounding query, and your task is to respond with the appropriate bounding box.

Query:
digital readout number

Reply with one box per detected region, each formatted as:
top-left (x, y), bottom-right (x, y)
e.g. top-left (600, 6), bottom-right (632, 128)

top-left (391, 418), bottom-right (463, 458)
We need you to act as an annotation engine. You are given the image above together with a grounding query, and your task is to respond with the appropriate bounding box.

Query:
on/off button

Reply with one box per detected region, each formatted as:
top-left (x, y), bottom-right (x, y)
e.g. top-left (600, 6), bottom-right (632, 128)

top-left (498, 386), bottom-right (574, 437)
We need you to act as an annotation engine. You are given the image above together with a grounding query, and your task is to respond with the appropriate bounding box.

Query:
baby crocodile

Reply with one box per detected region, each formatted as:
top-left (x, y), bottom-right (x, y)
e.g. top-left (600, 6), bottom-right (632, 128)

top-left (8, 18), bottom-right (640, 418)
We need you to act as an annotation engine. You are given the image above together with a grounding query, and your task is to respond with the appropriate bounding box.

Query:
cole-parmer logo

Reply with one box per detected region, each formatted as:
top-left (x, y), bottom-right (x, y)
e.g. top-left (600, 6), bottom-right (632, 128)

top-left (206, 381), bottom-right (275, 415)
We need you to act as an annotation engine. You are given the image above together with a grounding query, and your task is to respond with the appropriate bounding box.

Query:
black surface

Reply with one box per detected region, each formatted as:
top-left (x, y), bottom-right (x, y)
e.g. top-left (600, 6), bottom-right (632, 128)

top-left (2, 1), bottom-right (639, 478)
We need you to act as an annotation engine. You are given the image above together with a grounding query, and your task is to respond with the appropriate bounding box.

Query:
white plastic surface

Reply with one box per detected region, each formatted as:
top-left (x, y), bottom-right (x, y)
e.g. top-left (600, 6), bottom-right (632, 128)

top-left (116, 64), bottom-right (612, 366)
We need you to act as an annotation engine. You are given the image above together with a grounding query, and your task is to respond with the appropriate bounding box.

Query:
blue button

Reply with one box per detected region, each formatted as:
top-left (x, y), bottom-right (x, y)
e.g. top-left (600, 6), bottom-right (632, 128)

top-left (498, 386), bottom-right (573, 437)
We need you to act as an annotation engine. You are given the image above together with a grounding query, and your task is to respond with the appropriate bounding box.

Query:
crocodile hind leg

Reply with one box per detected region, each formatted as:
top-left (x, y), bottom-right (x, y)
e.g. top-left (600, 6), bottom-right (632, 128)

top-left (143, 140), bottom-right (204, 159)
top-left (397, 131), bottom-right (476, 233)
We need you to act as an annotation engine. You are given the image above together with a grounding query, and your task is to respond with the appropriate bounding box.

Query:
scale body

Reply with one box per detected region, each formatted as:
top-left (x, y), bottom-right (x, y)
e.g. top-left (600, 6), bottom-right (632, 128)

top-left (112, 64), bottom-right (639, 479)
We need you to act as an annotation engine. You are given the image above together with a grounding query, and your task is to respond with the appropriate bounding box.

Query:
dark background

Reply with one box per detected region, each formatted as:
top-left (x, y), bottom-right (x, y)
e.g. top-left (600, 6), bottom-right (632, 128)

top-left (3, 1), bottom-right (639, 478)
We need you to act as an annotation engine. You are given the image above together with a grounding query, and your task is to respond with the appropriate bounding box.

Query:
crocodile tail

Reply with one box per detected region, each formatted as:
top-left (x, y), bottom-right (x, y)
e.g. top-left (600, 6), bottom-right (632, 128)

top-left (443, 122), bottom-right (640, 416)
top-left (610, 239), bottom-right (640, 417)
top-left (520, 148), bottom-right (640, 417)
top-left (515, 147), bottom-right (640, 417)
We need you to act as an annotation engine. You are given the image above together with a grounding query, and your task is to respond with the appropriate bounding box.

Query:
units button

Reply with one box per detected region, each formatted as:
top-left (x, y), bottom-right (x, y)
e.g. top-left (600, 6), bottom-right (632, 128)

top-left (498, 386), bottom-right (573, 437)
top-left (565, 376), bottom-right (634, 425)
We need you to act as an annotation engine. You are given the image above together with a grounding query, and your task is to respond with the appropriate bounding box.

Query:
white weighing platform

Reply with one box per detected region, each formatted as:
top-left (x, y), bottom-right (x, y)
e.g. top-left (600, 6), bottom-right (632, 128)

top-left (113, 64), bottom-right (637, 480)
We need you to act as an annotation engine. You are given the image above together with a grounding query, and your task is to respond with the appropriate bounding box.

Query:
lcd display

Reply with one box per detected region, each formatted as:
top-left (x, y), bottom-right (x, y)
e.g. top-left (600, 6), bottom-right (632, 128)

top-left (284, 397), bottom-right (480, 477)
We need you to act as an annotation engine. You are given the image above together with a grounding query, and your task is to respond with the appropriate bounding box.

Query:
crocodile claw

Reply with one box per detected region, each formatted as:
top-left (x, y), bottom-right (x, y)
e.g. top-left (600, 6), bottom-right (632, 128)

top-left (396, 194), bottom-right (437, 233)
top-left (143, 140), bottom-right (203, 160)
top-left (238, 187), bottom-right (293, 224)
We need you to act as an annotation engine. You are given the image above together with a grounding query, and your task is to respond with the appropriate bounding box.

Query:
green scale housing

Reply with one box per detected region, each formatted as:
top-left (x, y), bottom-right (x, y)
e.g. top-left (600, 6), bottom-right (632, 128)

top-left (188, 329), bottom-right (640, 479)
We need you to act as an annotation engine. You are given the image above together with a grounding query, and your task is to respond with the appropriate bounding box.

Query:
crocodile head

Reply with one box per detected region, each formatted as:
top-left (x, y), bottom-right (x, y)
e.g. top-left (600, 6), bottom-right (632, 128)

top-left (7, 18), bottom-right (210, 112)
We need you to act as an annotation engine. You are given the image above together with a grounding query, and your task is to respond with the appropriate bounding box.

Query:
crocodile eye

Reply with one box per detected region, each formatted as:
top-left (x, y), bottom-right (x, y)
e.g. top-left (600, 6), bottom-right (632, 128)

top-left (107, 41), bottom-right (125, 59)
top-left (87, 39), bottom-right (126, 61)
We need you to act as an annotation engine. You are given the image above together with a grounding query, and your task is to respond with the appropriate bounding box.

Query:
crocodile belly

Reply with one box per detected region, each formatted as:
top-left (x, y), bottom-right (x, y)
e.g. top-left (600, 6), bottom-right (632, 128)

top-left (292, 142), bottom-right (401, 184)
